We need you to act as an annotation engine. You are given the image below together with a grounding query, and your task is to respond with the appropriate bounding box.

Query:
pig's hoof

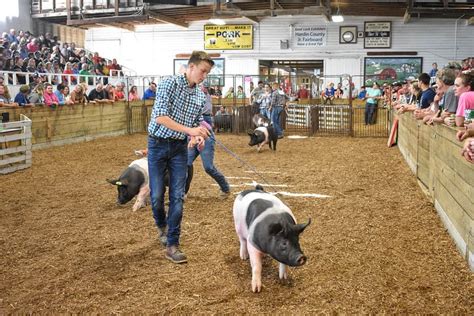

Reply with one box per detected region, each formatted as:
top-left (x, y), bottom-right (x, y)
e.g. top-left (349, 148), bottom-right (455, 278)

top-left (251, 280), bottom-right (262, 293)
top-left (240, 253), bottom-right (248, 260)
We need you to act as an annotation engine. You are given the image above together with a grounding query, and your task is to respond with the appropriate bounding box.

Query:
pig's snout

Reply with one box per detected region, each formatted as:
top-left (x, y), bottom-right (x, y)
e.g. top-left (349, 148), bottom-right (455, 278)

top-left (116, 198), bottom-right (127, 205)
top-left (296, 254), bottom-right (307, 266)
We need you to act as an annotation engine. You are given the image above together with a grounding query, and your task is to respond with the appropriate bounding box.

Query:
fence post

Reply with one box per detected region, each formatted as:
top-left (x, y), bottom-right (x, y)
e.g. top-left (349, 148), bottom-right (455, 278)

top-left (349, 76), bottom-right (354, 137)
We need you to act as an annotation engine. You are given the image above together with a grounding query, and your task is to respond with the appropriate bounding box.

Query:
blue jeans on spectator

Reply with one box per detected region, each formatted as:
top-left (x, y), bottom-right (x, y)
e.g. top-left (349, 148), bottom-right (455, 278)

top-left (365, 102), bottom-right (376, 125)
top-left (271, 106), bottom-right (284, 136)
top-left (147, 136), bottom-right (188, 247)
top-left (188, 115), bottom-right (230, 193)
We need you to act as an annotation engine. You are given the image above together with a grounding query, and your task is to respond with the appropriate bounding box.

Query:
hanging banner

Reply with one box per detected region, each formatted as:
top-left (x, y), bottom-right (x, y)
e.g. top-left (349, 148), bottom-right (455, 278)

top-left (204, 24), bottom-right (253, 50)
top-left (293, 25), bottom-right (327, 47)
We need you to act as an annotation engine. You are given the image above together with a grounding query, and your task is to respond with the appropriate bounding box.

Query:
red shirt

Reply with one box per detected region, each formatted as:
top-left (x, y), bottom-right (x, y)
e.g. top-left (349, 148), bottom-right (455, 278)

top-left (297, 88), bottom-right (309, 99)
top-left (114, 90), bottom-right (125, 101)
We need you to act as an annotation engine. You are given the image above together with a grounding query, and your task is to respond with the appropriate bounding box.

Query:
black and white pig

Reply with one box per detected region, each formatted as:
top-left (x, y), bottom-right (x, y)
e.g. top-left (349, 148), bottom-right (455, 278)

top-left (107, 158), bottom-right (193, 212)
top-left (248, 126), bottom-right (278, 152)
top-left (233, 185), bottom-right (311, 292)
top-left (252, 113), bottom-right (270, 128)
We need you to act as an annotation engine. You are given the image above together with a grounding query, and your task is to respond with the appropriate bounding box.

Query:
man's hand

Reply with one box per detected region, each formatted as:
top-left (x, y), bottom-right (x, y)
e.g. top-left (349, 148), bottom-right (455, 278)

top-left (456, 128), bottom-right (474, 141)
top-left (461, 138), bottom-right (474, 163)
top-left (187, 126), bottom-right (210, 139)
top-left (188, 136), bottom-right (206, 151)
top-left (444, 115), bottom-right (455, 126)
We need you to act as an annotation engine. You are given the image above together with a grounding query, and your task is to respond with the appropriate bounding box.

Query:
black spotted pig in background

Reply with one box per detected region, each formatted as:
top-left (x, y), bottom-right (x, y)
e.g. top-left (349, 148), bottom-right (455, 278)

top-left (252, 113), bottom-right (270, 128)
top-left (247, 126), bottom-right (277, 152)
top-left (107, 158), bottom-right (193, 211)
top-left (233, 185), bottom-right (311, 292)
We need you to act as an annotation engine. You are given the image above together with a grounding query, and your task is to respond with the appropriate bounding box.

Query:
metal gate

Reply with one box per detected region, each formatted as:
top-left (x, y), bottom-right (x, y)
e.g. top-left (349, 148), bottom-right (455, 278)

top-left (352, 105), bottom-right (391, 137)
top-left (128, 103), bottom-right (390, 138)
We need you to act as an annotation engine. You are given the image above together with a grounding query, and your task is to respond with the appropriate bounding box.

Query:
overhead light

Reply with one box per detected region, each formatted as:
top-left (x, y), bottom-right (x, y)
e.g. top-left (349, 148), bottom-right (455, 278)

top-left (209, 17), bottom-right (226, 25)
top-left (331, 14), bottom-right (344, 23)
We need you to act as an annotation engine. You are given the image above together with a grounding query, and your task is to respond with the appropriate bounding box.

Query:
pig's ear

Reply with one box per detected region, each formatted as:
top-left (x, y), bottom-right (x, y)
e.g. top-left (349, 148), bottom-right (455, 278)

top-left (295, 218), bottom-right (311, 234)
top-left (106, 179), bottom-right (127, 186)
top-left (107, 178), bottom-right (119, 185)
top-left (269, 222), bottom-right (283, 235)
top-left (247, 129), bottom-right (254, 136)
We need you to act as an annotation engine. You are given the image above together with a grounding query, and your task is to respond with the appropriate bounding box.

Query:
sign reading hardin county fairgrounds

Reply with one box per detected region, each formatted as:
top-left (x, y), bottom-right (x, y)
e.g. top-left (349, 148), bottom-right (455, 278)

top-left (364, 21), bottom-right (391, 48)
top-left (204, 25), bottom-right (253, 50)
top-left (293, 25), bottom-right (327, 47)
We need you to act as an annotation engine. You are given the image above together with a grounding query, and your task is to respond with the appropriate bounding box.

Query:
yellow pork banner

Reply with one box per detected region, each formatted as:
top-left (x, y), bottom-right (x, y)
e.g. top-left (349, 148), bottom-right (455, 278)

top-left (204, 25), bottom-right (253, 50)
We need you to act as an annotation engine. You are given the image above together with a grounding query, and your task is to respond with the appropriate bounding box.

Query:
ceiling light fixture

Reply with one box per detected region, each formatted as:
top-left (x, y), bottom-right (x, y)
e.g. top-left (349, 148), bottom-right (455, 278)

top-left (331, 0), bottom-right (344, 23)
top-left (209, 17), bottom-right (226, 25)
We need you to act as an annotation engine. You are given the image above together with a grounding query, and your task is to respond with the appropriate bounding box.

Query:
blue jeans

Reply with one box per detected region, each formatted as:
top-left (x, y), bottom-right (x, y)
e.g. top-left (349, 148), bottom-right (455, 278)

top-left (188, 116), bottom-right (229, 193)
top-left (365, 102), bottom-right (376, 125)
top-left (147, 136), bottom-right (188, 246)
top-left (260, 108), bottom-right (271, 120)
top-left (271, 106), bottom-right (284, 136)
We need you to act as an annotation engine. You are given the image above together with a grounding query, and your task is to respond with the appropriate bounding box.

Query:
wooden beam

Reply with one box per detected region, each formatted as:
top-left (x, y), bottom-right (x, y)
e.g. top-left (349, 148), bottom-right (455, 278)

top-left (67, 0), bottom-right (71, 22)
top-left (67, 14), bottom-right (148, 26)
top-left (274, 0), bottom-right (284, 10)
top-left (148, 12), bottom-right (188, 28)
top-left (216, 7), bottom-right (328, 17)
top-left (403, 9), bottom-right (411, 24)
top-left (409, 8), bottom-right (474, 15)
top-left (97, 22), bottom-right (135, 31)
top-left (367, 51), bottom-right (418, 56)
top-left (467, 17), bottom-right (474, 25)
top-left (321, 0), bottom-right (331, 22)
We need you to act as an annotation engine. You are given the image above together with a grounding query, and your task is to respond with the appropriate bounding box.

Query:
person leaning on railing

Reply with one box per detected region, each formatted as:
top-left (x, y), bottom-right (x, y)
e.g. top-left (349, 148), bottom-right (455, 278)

top-left (13, 84), bottom-right (33, 107)
top-left (28, 83), bottom-right (44, 105)
top-left (69, 84), bottom-right (87, 105)
top-left (114, 82), bottom-right (126, 101)
top-left (396, 81), bottom-right (421, 113)
top-left (88, 83), bottom-right (113, 104)
top-left (0, 83), bottom-right (15, 106)
top-left (424, 68), bottom-right (458, 126)
top-left (128, 85), bottom-right (140, 101)
top-left (43, 83), bottom-right (60, 108)
top-left (452, 71), bottom-right (474, 127)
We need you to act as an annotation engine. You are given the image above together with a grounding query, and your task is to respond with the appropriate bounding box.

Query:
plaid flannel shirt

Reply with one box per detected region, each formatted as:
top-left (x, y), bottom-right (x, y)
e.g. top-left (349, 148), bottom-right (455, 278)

top-left (148, 74), bottom-right (205, 140)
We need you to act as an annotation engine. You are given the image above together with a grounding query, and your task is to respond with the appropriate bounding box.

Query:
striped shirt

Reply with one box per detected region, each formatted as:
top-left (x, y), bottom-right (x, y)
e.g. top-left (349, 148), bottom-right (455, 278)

top-left (148, 74), bottom-right (205, 140)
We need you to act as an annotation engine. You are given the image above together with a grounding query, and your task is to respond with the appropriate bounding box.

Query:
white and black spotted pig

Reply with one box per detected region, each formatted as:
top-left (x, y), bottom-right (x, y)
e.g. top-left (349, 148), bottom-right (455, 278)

top-left (107, 158), bottom-right (193, 212)
top-left (233, 185), bottom-right (311, 292)
top-left (247, 126), bottom-right (278, 152)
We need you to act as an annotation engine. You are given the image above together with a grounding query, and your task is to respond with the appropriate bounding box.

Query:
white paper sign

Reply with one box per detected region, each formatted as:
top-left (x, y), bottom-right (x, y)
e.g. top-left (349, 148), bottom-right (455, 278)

top-left (294, 25), bottom-right (327, 47)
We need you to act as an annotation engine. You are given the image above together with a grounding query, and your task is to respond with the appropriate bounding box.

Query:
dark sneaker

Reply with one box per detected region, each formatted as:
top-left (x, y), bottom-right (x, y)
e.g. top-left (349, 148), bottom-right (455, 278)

top-left (218, 191), bottom-right (230, 200)
top-left (157, 227), bottom-right (167, 247)
top-left (278, 135), bottom-right (284, 139)
top-left (165, 245), bottom-right (187, 264)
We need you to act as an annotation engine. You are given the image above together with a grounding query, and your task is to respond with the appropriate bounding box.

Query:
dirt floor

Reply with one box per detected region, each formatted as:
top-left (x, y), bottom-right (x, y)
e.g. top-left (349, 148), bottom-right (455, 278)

top-left (1, 134), bottom-right (473, 313)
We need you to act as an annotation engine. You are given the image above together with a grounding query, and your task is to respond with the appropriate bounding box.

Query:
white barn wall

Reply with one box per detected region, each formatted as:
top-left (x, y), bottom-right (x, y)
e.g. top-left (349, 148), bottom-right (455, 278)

top-left (85, 16), bottom-right (474, 83)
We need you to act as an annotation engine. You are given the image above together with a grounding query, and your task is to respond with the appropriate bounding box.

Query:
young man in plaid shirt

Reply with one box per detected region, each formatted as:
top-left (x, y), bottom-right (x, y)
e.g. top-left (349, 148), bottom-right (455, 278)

top-left (147, 51), bottom-right (212, 263)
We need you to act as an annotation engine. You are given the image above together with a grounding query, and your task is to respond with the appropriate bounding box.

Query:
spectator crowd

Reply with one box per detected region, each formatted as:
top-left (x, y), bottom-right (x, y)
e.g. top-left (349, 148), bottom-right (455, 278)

top-left (1, 27), bottom-right (473, 163)
top-left (0, 27), bottom-right (134, 108)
